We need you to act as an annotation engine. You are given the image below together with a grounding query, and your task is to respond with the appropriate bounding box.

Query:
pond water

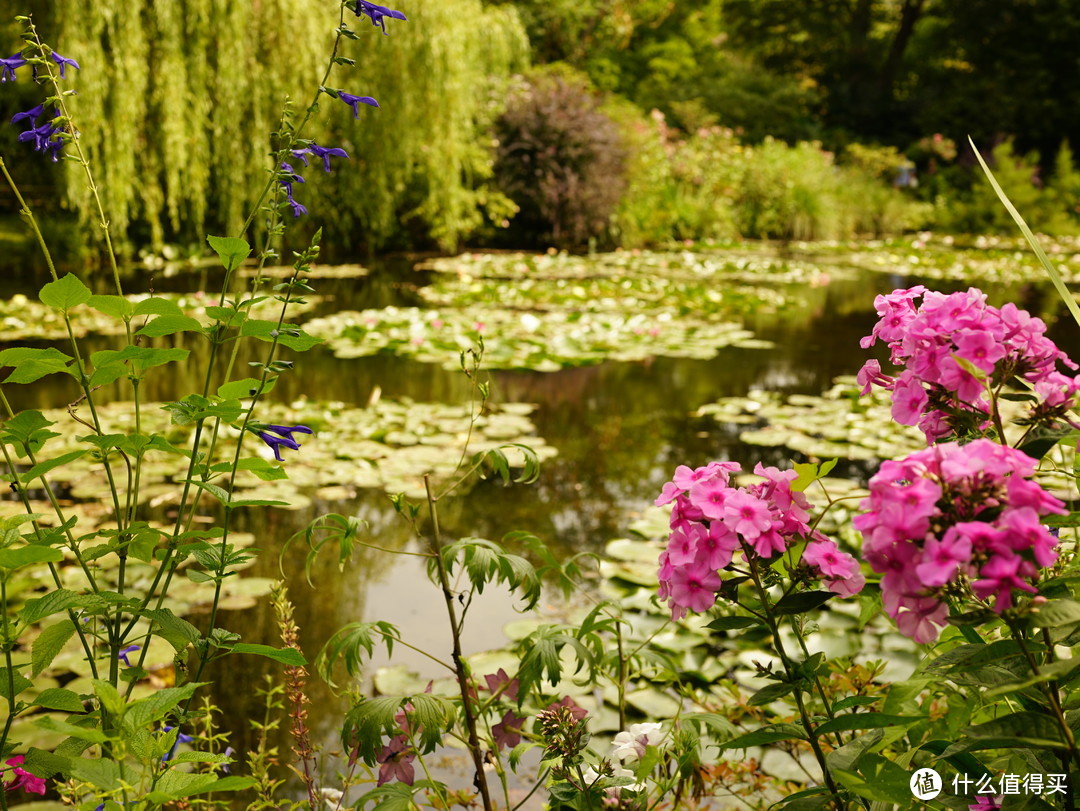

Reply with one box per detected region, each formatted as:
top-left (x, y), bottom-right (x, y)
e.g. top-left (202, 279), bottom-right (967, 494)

top-left (6, 244), bottom-right (1080, 800)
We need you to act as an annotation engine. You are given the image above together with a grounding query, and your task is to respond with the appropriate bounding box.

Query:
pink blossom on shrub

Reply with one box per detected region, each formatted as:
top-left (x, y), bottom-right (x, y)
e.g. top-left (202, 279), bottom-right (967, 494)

top-left (656, 462), bottom-right (862, 619)
top-left (859, 286), bottom-right (1080, 442)
top-left (856, 439), bottom-right (1063, 642)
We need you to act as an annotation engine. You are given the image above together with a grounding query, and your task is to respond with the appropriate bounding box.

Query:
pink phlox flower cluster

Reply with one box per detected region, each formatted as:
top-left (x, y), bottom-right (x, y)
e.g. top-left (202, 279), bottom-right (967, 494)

top-left (854, 439), bottom-right (1063, 643)
top-left (859, 287), bottom-right (1080, 442)
top-left (656, 461), bottom-right (862, 620)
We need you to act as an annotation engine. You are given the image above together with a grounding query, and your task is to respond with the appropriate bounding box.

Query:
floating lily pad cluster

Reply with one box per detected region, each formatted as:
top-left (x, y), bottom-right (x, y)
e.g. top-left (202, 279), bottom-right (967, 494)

top-left (0, 291), bottom-right (322, 341)
top-left (1, 398), bottom-right (556, 520)
top-left (305, 305), bottom-right (767, 372)
top-left (696, 376), bottom-right (927, 462)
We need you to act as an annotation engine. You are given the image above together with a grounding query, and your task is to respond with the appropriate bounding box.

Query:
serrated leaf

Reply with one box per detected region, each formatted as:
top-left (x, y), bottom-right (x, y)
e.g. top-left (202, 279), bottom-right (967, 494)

top-left (136, 314), bottom-right (204, 337)
top-left (748, 681), bottom-right (796, 706)
top-left (0, 347), bottom-right (75, 384)
top-left (241, 318), bottom-right (321, 351)
top-left (39, 273), bottom-right (91, 310)
top-left (20, 589), bottom-right (86, 623)
top-left (33, 687), bottom-right (86, 713)
top-left (718, 724), bottom-right (807, 750)
top-left (0, 545), bottom-right (64, 569)
top-left (705, 615), bottom-right (763, 631)
top-left (86, 294), bottom-right (134, 320)
top-left (32, 619), bottom-right (76, 676)
top-left (217, 377), bottom-right (275, 400)
top-left (0, 667), bottom-right (32, 701)
top-left (207, 235), bottom-right (252, 273)
top-left (20, 450), bottom-right (87, 484)
top-left (133, 297), bottom-right (184, 317)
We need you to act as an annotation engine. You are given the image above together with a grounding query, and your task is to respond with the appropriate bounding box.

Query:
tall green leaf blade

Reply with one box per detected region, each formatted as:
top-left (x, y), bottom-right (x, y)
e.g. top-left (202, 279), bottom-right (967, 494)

top-left (970, 135), bottom-right (1080, 329)
top-left (32, 619), bottom-right (76, 676)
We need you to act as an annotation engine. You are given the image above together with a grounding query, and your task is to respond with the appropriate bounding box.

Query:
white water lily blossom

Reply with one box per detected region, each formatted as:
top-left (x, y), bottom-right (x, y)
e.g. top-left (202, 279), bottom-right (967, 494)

top-left (611, 722), bottom-right (667, 763)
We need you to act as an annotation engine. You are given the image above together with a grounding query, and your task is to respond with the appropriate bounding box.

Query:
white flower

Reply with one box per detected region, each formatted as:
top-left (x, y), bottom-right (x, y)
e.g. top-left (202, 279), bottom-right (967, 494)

top-left (611, 722), bottom-right (667, 763)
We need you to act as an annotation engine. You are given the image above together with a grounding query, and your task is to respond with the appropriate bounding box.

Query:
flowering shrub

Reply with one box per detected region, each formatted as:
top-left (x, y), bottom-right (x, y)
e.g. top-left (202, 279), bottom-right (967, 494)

top-left (854, 439), bottom-right (1064, 642)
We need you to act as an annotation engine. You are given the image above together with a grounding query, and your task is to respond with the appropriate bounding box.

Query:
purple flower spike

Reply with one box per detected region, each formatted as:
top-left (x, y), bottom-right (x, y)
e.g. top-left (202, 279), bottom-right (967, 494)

top-left (257, 424), bottom-right (313, 461)
top-left (17, 116), bottom-right (65, 161)
top-left (338, 91), bottom-right (380, 118)
top-left (50, 52), bottom-right (80, 79)
top-left (356, 0), bottom-right (408, 34)
top-left (118, 644), bottom-right (140, 666)
top-left (0, 53), bottom-right (25, 82)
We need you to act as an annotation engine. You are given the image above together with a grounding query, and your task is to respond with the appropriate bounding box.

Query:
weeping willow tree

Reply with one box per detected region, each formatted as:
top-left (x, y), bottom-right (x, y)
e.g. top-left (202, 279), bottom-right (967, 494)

top-left (27, 0), bottom-right (528, 253)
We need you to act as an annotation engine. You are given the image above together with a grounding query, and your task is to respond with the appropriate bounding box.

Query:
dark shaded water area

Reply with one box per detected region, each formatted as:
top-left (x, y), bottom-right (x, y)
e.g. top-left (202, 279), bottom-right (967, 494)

top-left (4, 253), bottom-right (1079, 795)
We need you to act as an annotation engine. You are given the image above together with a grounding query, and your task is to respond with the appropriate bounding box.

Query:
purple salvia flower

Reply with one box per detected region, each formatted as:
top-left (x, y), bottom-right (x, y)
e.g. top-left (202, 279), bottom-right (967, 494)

top-left (118, 644), bottom-right (140, 666)
top-left (355, 0), bottom-right (407, 34)
top-left (11, 104), bottom-right (43, 125)
top-left (50, 52), bottom-right (79, 79)
top-left (287, 198), bottom-right (307, 218)
top-left (338, 91), bottom-right (380, 118)
top-left (17, 116), bottom-right (65, 161)
top-left (0, 53), bottom-right (25, 82)
top-left (257, 424), bottom-right (313, 461)
top-left (308, 143), bottom-right (349, 173)
top-left (291, 147), bottom-right (312, 167)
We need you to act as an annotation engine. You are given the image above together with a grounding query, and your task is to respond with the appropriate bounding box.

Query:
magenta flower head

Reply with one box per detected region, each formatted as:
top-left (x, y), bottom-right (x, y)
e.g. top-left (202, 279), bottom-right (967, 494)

top-left (859, 286), bottom-right (1080, 442)
top-left (50, 51), bottom-right (80, 79)
top-left (0, 53), bottom-right (25, 82)
top-left (4, 756), bottom-right (46, 795)
top-left (855, 439), bottom-right (1064, 643)
top-left (338, 91), bottom-right (380, 118)
top-left (254, 424), bottom-right (314, 462)
top-left (654, 460), bottom-right (852, 620)
top-left (355, 0), bottom-right (408, 33)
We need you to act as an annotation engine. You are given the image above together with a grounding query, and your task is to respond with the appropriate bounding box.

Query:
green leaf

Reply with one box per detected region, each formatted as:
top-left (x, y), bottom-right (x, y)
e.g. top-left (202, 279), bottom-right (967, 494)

top-left (705, 615), bottom-right (763, 631)
top-left (815, 712), bottom-right (924, 735)
top-left (833, 754), bottom-right (913, 805)
top-left (748, 681), bottom-right (795, 706)
top-left (123, 683), bottom-right (201, 730)
top-left (92, 679), bottom-right (126, 719)
top-left (1, 410), bottom-right (58, 456)
top-left (86, 294), bottom-right (134, 320)
top-left (1030, 599), bottom-right (1080, 628)
top-left (89, 346), bottom-right (189, 386)
top-left (20, 451), bottom-right (87, 484)
top-left (970, 135), bottom-right (1080, 331)
top-left (35, 715), bottom-right (111, 744)
top-left (32, 620), bottom-right (76, 676)
top-left (772, 590), bottom-right (833, 616)
top-left (144, 608), bottom-right (200, 652)
top-left (136, 314), bottom-right (204, 337)
top-left (718, 723), bottom-right (807, 750)
top-left (241, 318), bottom-right (321, 351)
top-left (20, 589), bottom-right (85, 623)
top-left (34, 687), bottom-right (86, 713)
top-left (217, 377), bottom-right (275, 400)
top-left (0, 347), bottom-right (76, 384)
top-left (234, 457), bottom-right (289, 481)
top-left (39, 273), bottom-right (91, 311)
top-left (133, 297), bottom-right (184, 317)
top-left (958, 711), bottom-right (1068, 750)
top-left (0, 667), bottom-right (32, 701)
top-left (231, 643), bottom-right (306, 666)
top-left (207, 235), bottom-right (252, 273)
top-left (0, 545), bottom-right (64, 569)
top-left (68, 756), bottom-right (121, 790)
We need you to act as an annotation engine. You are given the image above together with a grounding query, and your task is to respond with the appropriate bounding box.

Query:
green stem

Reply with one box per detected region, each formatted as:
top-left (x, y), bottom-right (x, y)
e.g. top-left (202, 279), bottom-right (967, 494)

top-left (745, 552), bottom-right (845, 811)
top-left (423, 474), bottom-right (495, 811)
top-left (1009, 620), bottom-right (1080, 775)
